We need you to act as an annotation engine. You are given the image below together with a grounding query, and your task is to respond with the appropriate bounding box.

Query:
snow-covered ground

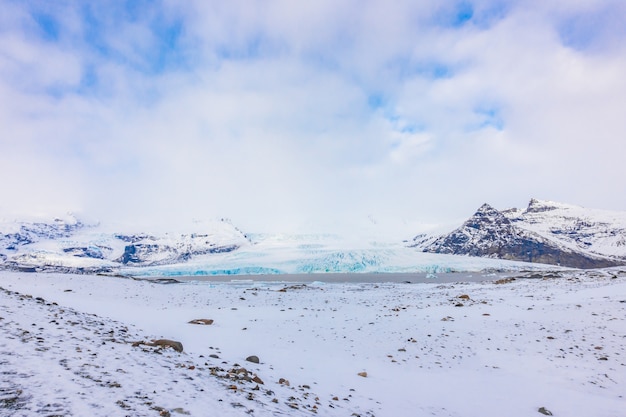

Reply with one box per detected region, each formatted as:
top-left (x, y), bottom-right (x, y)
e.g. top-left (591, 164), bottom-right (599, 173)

top-left (1, 270), bottom-right (625, 416)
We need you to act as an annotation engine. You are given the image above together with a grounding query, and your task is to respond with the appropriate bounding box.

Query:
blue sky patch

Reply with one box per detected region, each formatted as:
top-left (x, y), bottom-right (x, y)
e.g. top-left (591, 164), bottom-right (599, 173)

top-left (557, 8), bottom-right (625, 52)
top-left (475, 106), bottom-right (504, 131)
top-left (31, 12), bottom-right (60, 41)
top-left (367, 93), bottom-right (386, 110)
top-left (453, 2), bottom-right (474, 27)
top-left (391, 57), bottom-right (453, 81)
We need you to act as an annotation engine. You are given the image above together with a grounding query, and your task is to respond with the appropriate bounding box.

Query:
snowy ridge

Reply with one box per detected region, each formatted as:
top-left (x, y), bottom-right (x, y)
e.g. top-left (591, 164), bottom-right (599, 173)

top-left (508, 199), bottom-right (626, 259)
top-left (413, 199), bottom-right (626, 269)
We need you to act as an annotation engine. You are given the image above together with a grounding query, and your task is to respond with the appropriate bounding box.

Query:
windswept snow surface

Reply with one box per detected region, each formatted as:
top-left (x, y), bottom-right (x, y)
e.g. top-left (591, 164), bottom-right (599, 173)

top-left (1, 270), bottom-right (625, 416)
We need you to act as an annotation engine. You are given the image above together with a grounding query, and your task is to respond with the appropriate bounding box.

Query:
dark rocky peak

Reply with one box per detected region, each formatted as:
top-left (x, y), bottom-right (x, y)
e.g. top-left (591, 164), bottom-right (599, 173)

top-left (114, 233), bottom-right (156, 243)
top-left (465, 204), bottom-right (510, 229)
top-left (525, 198), bottom-right (558, 214)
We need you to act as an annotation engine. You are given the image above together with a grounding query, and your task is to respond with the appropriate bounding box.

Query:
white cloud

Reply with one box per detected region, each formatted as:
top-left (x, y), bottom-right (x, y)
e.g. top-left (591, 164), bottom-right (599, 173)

top-left (1, 0), bottom-right (625, 237)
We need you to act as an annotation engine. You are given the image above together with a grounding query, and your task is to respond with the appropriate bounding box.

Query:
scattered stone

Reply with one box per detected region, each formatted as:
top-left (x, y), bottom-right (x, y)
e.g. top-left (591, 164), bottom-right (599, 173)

top-left (133, 339), bottom-right (184, 353)
top-left (246, 355), bottom-right (260, 364)
top-left (495, 277), bottom-right (516, 285)
top-left (152, 339), bottom-right (184, 352)
top-left (357, 372), bottom-right (368, 378)
top-left (209, 354), bottom-right (220, 359)
top-left (458, 294), bottom-right (470, 300)
top-left (152, 407), bottom-right (170, 417)
top-left (252, 375), bottom-right (264, 385)
top-left (188, 319), bottom-right (214, 325)
top-left (538, 406), bottom-right (553, 415)
top-left (279, 378), bottom-right (290, 386)
top-left (454, 303), bottom-right (464, 307)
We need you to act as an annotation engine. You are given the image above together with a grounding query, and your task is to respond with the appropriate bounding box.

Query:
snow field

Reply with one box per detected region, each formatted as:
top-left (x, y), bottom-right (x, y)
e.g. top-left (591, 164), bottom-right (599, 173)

top-left (1, 270), bottom-right (625, 416)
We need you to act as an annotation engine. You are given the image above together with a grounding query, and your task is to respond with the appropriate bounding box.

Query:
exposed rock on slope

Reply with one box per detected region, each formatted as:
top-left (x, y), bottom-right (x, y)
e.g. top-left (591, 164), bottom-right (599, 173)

top-left (115, 234), bottom-right (242, 266)
top-left (412, 200), bottom-right (626, 269)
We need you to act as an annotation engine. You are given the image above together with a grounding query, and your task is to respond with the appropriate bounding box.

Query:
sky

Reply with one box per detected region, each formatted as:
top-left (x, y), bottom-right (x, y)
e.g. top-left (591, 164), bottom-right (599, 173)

top-left (1, 0), bottom-right (625, 237)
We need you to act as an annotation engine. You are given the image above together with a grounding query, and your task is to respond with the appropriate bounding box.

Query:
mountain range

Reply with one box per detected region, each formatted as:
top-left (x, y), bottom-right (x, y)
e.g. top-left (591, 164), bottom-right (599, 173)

top-left (1, 199), bottom-right (625, 274)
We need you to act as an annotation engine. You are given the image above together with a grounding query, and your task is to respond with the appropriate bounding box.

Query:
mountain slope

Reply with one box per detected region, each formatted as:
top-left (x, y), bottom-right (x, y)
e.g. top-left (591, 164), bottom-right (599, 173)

top-left (412, 199), bottom-right (626, 269)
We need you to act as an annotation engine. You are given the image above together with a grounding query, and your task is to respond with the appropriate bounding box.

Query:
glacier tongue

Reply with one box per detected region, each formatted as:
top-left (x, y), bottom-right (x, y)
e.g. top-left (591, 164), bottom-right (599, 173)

top-left (125, 234), bottom-right (558, 277)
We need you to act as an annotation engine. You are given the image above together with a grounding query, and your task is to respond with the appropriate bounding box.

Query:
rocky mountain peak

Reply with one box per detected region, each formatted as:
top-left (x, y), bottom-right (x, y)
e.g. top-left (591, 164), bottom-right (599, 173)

top-left (525, 198), bottom-right (559, 214)
top-left (413, 199), bottom-right (626, 269)
top-left (466, 204), bottom-right (510, 229)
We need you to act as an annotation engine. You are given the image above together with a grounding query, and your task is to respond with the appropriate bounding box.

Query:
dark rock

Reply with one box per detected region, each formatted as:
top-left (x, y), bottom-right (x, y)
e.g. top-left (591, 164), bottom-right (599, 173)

top-left (63, 246), bottom-right (107, 259)
top-left (538, 407), bottom-right (553, 415)
top-left (246, 355), bottom-right (260, 364)
top-left (188, 319), bottom-right (214, 325)
top-left (132, 339), bottom-right (184, 353)
top-left (152, 339), bottom-right (183, 353)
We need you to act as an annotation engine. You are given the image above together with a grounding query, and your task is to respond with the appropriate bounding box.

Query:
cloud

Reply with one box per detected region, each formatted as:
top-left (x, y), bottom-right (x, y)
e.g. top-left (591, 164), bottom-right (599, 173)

top-left (1, 0), bottom-right (625, 237)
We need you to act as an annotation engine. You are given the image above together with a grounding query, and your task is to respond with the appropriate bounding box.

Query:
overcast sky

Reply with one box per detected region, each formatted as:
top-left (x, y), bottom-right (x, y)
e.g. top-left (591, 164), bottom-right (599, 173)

top-left (1, 0), bottom-right (625, 237)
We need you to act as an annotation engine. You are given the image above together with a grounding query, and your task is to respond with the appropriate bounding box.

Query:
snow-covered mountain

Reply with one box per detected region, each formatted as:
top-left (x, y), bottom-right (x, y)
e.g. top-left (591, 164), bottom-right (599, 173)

top-left (4, 199), bottom-right (624, 275)
top-left (0, 216), bottom-right (250, 273)
top-left (411, 199), bottom-right (626, 269)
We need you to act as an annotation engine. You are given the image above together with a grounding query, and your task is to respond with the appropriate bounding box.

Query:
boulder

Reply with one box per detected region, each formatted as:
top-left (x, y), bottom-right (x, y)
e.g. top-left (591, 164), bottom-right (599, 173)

top-left (132, 339), bottom-right (184, 353)
top-left (188, 319), bottom-right (214, 325)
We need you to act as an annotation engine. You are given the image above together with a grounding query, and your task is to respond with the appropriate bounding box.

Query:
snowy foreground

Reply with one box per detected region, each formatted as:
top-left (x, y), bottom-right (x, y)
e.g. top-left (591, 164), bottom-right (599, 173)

top-left (1, 270), bottom-right (625, 417)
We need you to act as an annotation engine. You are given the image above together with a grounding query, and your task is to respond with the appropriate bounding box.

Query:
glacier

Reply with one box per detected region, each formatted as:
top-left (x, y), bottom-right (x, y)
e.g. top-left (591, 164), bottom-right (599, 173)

top-left (124, 233), bottom-right (558, 278)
